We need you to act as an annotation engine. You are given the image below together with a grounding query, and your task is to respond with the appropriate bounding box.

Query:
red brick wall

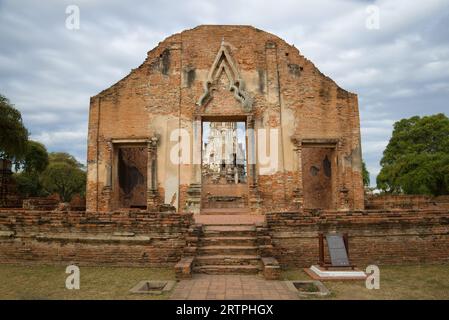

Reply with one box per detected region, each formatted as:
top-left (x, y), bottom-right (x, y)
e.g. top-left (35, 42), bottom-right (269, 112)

top-left (258, 171), bottom-right (295, 210)
top-left (1, 209), bottom-right (448, 268)
top-left (0, 210), bottom-right (193, 267)
top-left (366, 194), bottom-right (449, 210)
top-left (266, 209), bottom-right (449, 267)
top-left (87, 25), bottom-right (365, 212)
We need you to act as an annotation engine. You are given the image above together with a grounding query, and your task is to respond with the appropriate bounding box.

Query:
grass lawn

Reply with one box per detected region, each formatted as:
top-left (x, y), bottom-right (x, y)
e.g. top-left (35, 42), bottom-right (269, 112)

top-left (0, 264), bottom-right (175, 300)
top-left (0, 264), bottom-right (448, 299)
top-left (282, 264), bottom-right (449, 299)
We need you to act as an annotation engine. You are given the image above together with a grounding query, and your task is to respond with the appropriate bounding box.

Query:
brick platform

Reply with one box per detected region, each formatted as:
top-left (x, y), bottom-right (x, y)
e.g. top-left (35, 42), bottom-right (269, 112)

top-left (0, 209), bottom-right (192, 267)
top-left (1, 208), bottom-right (449, 270)
top-left (266, 209), bottom-right (449, 267)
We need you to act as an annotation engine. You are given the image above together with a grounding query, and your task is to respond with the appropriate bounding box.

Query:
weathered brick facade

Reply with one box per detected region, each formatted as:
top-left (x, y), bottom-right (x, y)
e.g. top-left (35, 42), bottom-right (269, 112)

top-left (86, 25), bottom-right (364, 213)
top-left (0, 209), bottom-right (193, 266)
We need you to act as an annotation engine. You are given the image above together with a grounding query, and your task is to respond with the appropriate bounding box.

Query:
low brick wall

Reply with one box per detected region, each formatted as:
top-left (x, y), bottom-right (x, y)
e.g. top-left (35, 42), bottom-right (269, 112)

top-left (365, 194), bottom-right (449, 210)
top-left (0, 210), bottom-right (193, 267)
top-left (1, 208), bottom-right (449, 269)
top-left (266, 209), bottom-right (449, 268)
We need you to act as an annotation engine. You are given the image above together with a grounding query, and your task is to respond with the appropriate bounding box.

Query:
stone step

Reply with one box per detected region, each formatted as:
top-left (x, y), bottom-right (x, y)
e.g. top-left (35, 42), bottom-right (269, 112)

top-left (202, 203), bottom-right (246, 209)
top-left (204, 225), bottom-right (256, 231)
top-left (195, 255), bottom-right (261, 266)
top-left (200, 208), bottom-right (252, 215)
top-left (203, 225), bottom-right (256, 237)
top-left (193, 265), bottom-right (261, 275)
top-left (194, 215), bottom-right (264, 225)
top-left (200, 236), bottom-right (256, 246)
top-left (198, 245), bottom-right (258, 256)
top-left (202, 196), bottom-right (246, 209)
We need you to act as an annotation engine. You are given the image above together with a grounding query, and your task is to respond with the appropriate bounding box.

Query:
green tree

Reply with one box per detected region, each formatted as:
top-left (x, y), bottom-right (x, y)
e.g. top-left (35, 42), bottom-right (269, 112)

top-left (377, 113), bottom-right (449, 195)
top-left (362, 160), bottom-right (370, 186)
top-left (14, 172), bottom-right (46, 198)
top-left (19, 140), bottom-right (49, 173)
top-left (14, 141), bottom-right (49, 198)
top-left (0, 94), bottom-right (29, 160)
top-left (49, 152), bottom-right (84, 169)
top-left (40, 152), bottom-right (86, 202)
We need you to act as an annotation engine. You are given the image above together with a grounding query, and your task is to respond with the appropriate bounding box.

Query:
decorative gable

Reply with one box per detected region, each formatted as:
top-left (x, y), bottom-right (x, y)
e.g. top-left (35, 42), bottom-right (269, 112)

top-left (197, 40), bottom-right (253, 112)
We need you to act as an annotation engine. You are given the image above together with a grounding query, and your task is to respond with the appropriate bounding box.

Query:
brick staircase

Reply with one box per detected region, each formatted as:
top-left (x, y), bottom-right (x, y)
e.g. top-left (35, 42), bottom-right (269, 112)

top-left (194, 224), bottom-right (262, 275)
top-left (175, 211), bottom-right (281, 279)
top-left (202, 196), bottom-right (246, 209)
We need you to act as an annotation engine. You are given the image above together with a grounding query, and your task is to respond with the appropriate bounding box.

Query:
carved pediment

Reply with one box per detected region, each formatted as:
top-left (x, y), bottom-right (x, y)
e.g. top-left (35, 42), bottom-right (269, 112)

top-left (197, 40), bottom-right (253, 112)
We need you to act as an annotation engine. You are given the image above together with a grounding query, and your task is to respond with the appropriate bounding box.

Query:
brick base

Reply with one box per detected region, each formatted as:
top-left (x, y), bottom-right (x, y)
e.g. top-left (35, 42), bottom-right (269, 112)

top-left (266, 209), bottom-right (449, 267)
top-left (1, 208), bottom-right (449, 269)
top-left (175, 257), bottom-right (194, 279)
top-left (0, 210), bottom-right (192, 267)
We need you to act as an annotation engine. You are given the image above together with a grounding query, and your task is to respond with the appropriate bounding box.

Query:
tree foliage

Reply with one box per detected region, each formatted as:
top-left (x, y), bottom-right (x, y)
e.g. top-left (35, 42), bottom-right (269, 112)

top-left (14, 141), bottom-right (49, 198)
top-left (0, 94), bottom-right (29, 160)
top-left (14, 171), bottom-right (46, 198)
top-left (40, 152), bottom-right (86, 202)
top-left (362, 160), bottom-right (370, 186)
top-left (15, 150), bottom-right (86, 202)
top-left (377, 113), bottom-right (449, 195)
top-left (0, 94), bottom-right (86, 202)
top-left (49, 152), bottom-right (84, 169)
top-left (19, 140), bottom-right (49, 173)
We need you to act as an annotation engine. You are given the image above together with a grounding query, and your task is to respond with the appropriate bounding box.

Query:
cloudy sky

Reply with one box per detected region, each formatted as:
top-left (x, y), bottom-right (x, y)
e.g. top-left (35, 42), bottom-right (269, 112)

top-left (1, 0), bottom-right (448, 185)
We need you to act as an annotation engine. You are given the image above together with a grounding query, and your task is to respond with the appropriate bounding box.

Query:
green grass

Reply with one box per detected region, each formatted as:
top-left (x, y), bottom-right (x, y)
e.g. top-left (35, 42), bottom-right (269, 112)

top-left (282, 264), bottom-right (449, 300)
top-left (0, 264), bottom-right (175, 300)
top-left (0, 264), bottom-right (448, 299)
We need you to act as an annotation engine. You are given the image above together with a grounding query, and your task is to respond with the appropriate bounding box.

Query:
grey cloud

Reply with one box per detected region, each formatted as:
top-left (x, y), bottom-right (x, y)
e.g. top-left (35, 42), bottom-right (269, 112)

top-left (0, 0), bottom-right (448, 186)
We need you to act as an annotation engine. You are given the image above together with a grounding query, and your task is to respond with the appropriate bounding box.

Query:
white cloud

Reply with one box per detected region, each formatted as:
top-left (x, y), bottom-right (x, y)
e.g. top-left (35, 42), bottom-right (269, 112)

top-left (0, 0), bottom-right (448, 185)
top-left (32, 130), bottom-right (86, 147)
top-left (362, 140), bottom-right (389, 154)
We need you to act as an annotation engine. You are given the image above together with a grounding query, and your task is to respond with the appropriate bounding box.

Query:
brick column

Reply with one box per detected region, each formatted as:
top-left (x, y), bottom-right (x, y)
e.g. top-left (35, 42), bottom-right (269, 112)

top-left (247, 115), bottom-right (262, 212)
top-left (192, 116), bottom-right (202, 183)
top-left (339, 185), bottom-right (350, 211)
top-left (247, 115), bottom-right (257, 186)
top-left (291, 136), bottom-right (304, 210)
top-left (185, 116), bottom-right (202, 214)
top-left (100, 140), bottom-right (113, 211)
top-left (335, 140), bottom-right (350, 211)
top-left (105, 141), bottom-right (113, 188)
top-left (147, 135), bottom-right (159, 210)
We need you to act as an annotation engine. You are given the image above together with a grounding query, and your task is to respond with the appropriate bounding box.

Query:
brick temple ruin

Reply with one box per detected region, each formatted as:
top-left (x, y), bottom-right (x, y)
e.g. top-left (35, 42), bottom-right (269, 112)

top-left (86, 25), bottom-right (364, 214)
top-left (1, 26), bottom-right (448, 276)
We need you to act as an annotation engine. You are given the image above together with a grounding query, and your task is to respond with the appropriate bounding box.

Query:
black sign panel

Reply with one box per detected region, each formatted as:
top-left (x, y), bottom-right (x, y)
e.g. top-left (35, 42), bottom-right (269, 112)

top-left (326, 234), bottom-right (350, 266)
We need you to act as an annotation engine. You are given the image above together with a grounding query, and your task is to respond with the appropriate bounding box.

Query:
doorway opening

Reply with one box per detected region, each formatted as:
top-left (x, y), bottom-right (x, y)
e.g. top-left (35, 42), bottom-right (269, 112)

top-left (201, 120), bottom-right (248, 209)
top-left (302, 146), bottom-right (336, 209)
top-left (115, 145), bottom-right (147, 209)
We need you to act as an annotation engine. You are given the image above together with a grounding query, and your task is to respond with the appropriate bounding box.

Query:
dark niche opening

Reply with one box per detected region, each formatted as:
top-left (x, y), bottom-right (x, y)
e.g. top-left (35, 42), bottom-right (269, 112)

top-left (310, 165), bottom-right (319, 176)
top-left (118, 146), bottom-right (147, 208)
top-left (323, 155), bottom-right (331, 178)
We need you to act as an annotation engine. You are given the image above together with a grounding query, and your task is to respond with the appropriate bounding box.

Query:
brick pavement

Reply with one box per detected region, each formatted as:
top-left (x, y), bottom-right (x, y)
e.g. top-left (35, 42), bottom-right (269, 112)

top-left (169, 274), bottom-right (299, 300)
